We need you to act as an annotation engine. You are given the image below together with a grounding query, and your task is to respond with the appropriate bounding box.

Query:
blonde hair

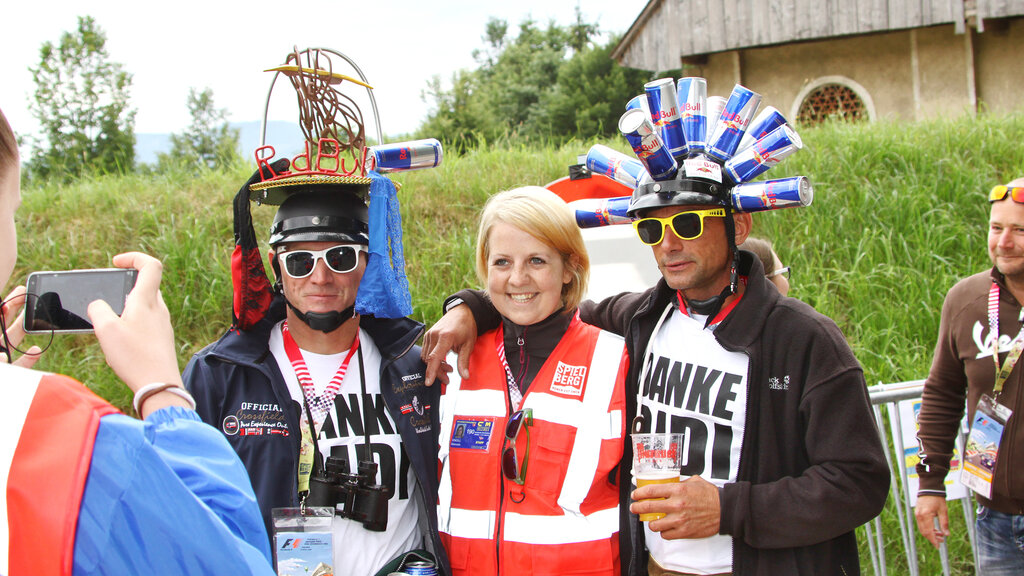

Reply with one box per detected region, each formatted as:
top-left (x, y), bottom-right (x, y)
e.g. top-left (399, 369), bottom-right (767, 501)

top-left (741, 236), bottom-right (777, 275)
top-left (475, 186), bottom-right (589, 311)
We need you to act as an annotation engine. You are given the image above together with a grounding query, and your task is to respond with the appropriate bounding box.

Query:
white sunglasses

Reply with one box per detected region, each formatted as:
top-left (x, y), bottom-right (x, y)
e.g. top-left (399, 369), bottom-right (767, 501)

top-left (278, 245), bottom-right (366, 278)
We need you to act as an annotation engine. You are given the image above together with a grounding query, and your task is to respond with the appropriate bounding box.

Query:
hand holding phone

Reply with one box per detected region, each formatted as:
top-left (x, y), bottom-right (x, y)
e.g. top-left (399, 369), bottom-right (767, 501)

top-left (88, 252), bottom-right (185, 401)
top-left (23, 268), bottom-right (138, 334)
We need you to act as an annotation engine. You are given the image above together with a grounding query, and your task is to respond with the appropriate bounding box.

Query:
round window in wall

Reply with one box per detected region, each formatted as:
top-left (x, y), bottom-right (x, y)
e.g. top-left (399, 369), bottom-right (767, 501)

top-left (797, 83), bottom-right (867, 125)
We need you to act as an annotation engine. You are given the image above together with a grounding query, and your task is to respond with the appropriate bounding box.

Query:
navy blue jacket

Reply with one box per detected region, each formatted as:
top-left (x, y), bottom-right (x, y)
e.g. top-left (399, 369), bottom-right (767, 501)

top-left (183, 297), bottom-right (449, 575)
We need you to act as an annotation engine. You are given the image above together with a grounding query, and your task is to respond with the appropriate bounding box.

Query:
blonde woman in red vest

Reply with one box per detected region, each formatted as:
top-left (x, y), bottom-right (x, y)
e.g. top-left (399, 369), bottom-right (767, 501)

top-left (436, 186), bottom-right (629, 575)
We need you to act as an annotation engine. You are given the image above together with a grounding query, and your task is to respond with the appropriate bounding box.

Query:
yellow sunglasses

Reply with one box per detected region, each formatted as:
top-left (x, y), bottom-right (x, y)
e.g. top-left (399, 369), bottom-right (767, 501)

top-left (989, 185), bottom-right (1024, 204)
top-left (632, 208), bottom-right (727, 246)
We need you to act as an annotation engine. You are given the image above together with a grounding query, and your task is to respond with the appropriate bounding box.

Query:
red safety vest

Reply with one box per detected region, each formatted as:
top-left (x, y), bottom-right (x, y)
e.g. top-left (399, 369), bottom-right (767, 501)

top-left (2, 364), bottom-right (117, 575)
top-left (437, 319), bottom-right (628, 576)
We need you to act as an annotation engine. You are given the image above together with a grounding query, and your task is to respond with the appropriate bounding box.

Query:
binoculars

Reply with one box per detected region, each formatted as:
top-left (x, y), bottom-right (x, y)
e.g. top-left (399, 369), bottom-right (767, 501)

top-left (307, 446), bottom-right (390, 532)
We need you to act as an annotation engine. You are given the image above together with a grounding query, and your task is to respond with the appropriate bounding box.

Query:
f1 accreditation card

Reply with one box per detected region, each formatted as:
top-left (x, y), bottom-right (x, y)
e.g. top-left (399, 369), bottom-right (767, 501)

top-left (962, 394), bottom-right (1012, 499)
top-left (272, 507), bottom-right (334, 576)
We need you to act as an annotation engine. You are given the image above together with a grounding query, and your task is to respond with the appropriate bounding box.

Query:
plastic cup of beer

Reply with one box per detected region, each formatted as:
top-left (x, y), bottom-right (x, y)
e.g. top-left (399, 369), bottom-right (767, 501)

top-left (631, 432), bottom-right (684, 522)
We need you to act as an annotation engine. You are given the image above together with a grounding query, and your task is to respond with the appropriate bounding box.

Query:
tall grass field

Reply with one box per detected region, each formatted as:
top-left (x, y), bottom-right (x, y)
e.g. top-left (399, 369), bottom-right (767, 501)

top-left (13, 113), bottom-right (1024, 574)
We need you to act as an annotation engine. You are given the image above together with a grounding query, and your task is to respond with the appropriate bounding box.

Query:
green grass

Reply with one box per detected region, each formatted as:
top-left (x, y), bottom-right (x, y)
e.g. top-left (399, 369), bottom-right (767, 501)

top-left (13, 113), bottom-right (1024, 575)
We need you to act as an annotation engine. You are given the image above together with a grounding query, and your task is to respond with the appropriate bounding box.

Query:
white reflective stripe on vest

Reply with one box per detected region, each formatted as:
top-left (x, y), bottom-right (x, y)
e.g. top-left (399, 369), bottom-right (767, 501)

top-left (503, 506), bottom-right (620, 544)
top-left (443, 507), bottom-right (497, 540)
top-left (557, 330), bottom-right (623, 513)
top-left (1, 364), bottom-right (44, 574)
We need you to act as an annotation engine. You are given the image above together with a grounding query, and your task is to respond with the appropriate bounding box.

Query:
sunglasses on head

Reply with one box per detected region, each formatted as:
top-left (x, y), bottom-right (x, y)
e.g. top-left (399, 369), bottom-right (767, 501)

top-left (278, 244), bottom-right (366, 279)
top-left (501, 408), bottom-right (533, 485)
top-left (632, 208), bottom-right (727, 246)
top-left (767, 265), bottom-right (791, 280)
top-left (989, 185), bottom-right (1024, 204)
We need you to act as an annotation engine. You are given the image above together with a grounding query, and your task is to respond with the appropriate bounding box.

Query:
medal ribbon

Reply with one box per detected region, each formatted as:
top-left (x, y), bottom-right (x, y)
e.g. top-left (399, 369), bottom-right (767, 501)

top-left (987, 282), bottom-right (1024, 396)
top-left (282, 321), bottom-right (360, 433)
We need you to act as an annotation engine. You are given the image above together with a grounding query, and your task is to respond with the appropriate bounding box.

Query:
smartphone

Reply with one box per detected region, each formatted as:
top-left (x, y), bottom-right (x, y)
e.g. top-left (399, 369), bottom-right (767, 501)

top-left (23, 268), bottom-right (139, 334)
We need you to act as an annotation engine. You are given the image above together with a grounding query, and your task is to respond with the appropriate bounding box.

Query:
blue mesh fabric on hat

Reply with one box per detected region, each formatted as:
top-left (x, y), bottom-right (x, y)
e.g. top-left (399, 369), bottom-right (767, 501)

top-left (355, 170), bottom-right (413, 318)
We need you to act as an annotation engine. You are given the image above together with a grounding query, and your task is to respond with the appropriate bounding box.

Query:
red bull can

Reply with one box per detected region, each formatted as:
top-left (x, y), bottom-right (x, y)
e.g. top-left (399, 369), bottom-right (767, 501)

top-left (731, 176), bottom-right (813, 212)
top-left (724, 125), bottom-right (802, 183)
top-left (569, 196), bottom-right (632, 228)
top-left (705, 96), bottom-right (727, 134)
top-left (644, 78), bottom-right (688, 159)
top-left (368, 138), bottom-right (443, 172)
top-left (619, 108), bottom-right (678, 181)
top-left (401, 560), bottom-right (438, 576)
top-left (625, 94), bottom-right (649, 116)
top-left (736, 106), bottom-right (788, 153)
top-left (706, 84), bottom-right (762, 163)
top-left (586, 144), bottom-right (648, 189)
top-left (676, 77), bottom-right (707, 155)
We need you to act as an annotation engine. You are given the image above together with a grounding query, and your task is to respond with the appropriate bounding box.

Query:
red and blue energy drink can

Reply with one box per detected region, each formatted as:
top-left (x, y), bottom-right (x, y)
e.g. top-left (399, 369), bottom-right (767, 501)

top-left (569, 196), bottom-right (632, 228)
top-left (737, 106), bottom-right (788, 153)
top-left (644, 78), bottom-right (688, 159)
top-left (731, 176), bottom-right (813, 212)
top-left (586, 144), bottom-right (648, 189)
top-left (705, 96), bottom-right (727, 136)
top-left (626, 95), bottom-right (647, 112)
top-left (401, 560), bottom-right (439, 576)
top-left (706, 84), bottom-right (762, 162)
top-left (724, 124), bottom-right (802, 183)
top-left (619, 108), bottom-right (678, 181)
top-left (368, 138), bottom-right (443, 172)
top-left (676, 77), bottom-right (707, 155)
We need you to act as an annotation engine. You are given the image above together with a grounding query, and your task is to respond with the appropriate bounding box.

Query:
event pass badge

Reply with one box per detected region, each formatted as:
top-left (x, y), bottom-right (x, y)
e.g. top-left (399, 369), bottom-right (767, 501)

top-left (450, 417), bottom-right (495, 450)
top-left (272, 507), bottom-right (334, 576)
top-left (962, 394), bottom-right (1012, 499)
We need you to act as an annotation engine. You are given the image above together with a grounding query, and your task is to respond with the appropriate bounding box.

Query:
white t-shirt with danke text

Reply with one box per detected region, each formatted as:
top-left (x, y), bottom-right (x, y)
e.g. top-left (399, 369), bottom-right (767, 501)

top-left (638, 306), bottom-right (748, 574)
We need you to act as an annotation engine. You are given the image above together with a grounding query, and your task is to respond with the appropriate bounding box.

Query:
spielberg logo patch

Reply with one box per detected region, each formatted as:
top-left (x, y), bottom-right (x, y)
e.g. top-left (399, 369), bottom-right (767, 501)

top-left (550, 361), bottom-right (587, 397)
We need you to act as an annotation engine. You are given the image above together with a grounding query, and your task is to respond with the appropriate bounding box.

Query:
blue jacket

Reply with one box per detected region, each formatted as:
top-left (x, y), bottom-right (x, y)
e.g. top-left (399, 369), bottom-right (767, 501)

top-left (183, 297), bottom-right (449, 575)
top-left (75, 408), bottom-right (275, 575)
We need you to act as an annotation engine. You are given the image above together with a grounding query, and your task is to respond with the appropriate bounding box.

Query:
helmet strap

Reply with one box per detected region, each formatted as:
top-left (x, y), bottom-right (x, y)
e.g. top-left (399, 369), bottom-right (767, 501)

top-left (285, 298), bottom-right (355, 333)
top-left (683, 283), bottom-right (734, 328)
top-left (723, 208), bottom-right (739, 294)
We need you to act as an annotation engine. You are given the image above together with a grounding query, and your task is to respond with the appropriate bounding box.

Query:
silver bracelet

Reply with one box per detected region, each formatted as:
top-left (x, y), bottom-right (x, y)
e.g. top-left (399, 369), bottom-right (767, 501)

top-left (133, 382), bottom-right (196, 414)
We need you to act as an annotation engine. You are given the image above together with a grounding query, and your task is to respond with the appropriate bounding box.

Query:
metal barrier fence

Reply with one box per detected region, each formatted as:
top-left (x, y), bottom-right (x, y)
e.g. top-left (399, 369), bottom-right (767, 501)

top-left (865, 380), bottom-right (978, 576)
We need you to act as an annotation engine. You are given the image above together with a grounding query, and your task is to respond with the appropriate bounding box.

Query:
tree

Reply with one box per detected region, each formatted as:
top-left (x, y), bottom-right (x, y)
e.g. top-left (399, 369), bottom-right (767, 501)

top-left (29, 15), bottom-right (135, 179)
top-left (158, 87), bottom-right (240, 170)
top-left (538, 35), bottom-right (653, 141)
top-left (417, 11), bottom-right (653, 148)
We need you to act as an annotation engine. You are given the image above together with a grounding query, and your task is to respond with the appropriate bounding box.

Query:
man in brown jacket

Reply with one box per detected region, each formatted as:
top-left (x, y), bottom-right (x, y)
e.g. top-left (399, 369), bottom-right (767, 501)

top-left (915, 176), bottom-right (1024, 574)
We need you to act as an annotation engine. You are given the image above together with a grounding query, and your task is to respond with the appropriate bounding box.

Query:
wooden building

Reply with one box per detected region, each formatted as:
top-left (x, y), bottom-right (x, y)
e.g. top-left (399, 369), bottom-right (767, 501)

top-left (611, 0), bottom-right (1024, 123)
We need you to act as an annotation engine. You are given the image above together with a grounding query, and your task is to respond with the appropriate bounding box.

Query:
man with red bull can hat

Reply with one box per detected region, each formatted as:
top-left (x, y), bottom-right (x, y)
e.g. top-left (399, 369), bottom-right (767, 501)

top-left (420, 97), bottom-right (889, 576)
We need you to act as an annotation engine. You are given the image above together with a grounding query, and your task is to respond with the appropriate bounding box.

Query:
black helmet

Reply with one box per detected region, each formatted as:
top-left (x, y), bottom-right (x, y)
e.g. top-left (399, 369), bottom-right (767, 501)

top-left (626, 156), bottom-right (732, 218)
top-left (268, 188), bottom-right (369, 247)
top-left (626, 177), bottom-right (730, 218)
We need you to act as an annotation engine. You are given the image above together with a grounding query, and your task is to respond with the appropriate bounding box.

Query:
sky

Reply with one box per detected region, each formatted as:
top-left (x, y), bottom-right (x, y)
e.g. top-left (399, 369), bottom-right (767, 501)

top-left (3, 0), bottom-right (650, 146)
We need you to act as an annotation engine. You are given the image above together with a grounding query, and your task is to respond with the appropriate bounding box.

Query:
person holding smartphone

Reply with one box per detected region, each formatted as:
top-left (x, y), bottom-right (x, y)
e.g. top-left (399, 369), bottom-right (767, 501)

top-left (0, 106), bottom-right (274, 575)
